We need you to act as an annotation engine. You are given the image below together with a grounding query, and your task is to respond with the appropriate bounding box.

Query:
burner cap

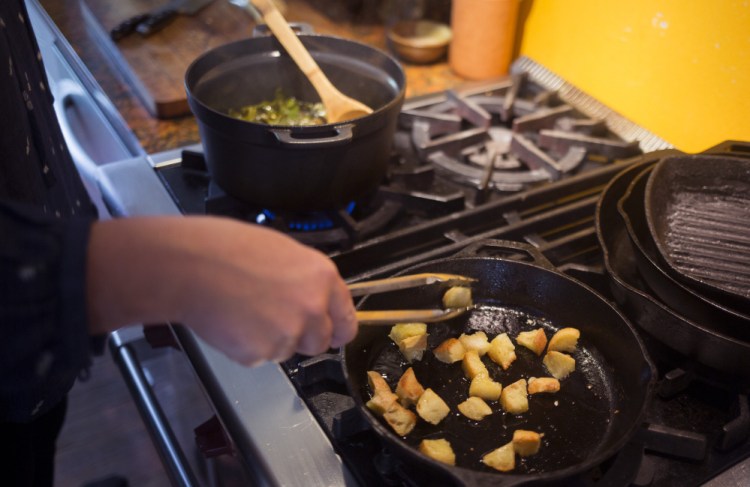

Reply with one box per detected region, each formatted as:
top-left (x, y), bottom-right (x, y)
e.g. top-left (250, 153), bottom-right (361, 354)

top-left (259, 202), bottom-right (357, 232)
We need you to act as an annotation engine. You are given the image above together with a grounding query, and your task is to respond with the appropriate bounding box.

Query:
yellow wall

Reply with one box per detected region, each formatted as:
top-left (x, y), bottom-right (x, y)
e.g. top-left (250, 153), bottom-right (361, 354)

top-left (517, 0), bottom-right (750, 153)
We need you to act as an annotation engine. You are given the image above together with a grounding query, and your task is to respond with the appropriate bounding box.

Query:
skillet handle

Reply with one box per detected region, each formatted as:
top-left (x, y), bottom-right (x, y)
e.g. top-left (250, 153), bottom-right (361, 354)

top-left (269, 123), bottom-right (354, 148)
top-left (457, 239), bottom-right (557, 272)
top-left (704, 140), bottom-right (750, 159)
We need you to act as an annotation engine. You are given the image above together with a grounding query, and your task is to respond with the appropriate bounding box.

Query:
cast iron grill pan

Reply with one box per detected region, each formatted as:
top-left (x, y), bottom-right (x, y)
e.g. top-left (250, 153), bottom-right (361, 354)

top-left (596, 151), bottom-right (750, 380)
top-left (645, 155), bottom-right (750, 307)
top-left (618, 165), bottom-right (750, 339)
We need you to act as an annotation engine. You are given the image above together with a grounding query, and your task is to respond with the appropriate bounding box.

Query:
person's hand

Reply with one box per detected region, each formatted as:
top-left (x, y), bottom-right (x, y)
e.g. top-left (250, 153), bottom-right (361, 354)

top-left (86, 216), bottom-right (358, 365)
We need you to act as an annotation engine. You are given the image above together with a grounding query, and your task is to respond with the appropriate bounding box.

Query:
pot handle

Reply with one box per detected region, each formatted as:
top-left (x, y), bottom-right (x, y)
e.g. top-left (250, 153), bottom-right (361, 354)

top-left (252, 22), bottom-right (314, 37)
top-left (456, 239), bottom-right (558, 272)
top-left (269, 123), bottom-right (354, 148)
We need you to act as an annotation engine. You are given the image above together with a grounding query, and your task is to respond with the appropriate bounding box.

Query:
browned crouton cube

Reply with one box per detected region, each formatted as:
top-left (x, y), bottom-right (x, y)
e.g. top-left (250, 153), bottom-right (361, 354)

top-left (396, 367), bottom-right (425, 407)
top-left (366, 392), bottom-right (399, 416)
top-left (527, 377), bottom-right (561, 394)
top-left (469, 374), bottom-right (502, 401)
top-left (516, 328), bottom-right (548, 356)
top-left (388, 323), bottom-right (427, 344)
top-left (483, 441), bottom-right (515, 472)
top-left (487, 333), bottom-right (517, 370)
top-left (416, 388), bottom-right (451, 425)
top-left (500, 378), bottom-right (528, 414)
top-left (548, 327), bottom-right (580, 353)
top-left (442, 286), bottom-right (473, 308)
top-left (543, 351), bottom-right (576, 380)
top-left (419, 438), bottom-right (456, 465)
top-left (457, 396), bottom-right (493, 421)
top-left (366, 371), bottom-right (399, 415)
top-left (367, 371), bottom-right (392, 397)
top-left (459, 331), bottom-right (490, 356)
top-left (512, 430), bottom-right (542, 457)
top-left (462, 350), bottom-right (489, 379)
top-left (383, 402), bottom-right (417, 436)
top-left (512, 429), bottom-right (542, 456)
top-left (433, 338), bottom-right (466, 364)
top-left (398, 333), bottom-right (428, 362)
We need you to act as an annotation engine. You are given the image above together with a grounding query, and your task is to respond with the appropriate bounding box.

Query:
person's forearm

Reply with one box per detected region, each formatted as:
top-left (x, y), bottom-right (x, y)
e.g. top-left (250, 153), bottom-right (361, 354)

top-left (86, 216), bottom-right (198, 334)
top-left (86, 215), bottom-right (358, 365)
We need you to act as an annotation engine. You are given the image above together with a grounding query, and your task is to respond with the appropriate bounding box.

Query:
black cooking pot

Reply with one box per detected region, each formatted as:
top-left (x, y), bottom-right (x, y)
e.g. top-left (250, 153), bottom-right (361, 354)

top-left (185, 34), bottom-right (405, 211)
top-left (342, 240), bottom-right (655, 485)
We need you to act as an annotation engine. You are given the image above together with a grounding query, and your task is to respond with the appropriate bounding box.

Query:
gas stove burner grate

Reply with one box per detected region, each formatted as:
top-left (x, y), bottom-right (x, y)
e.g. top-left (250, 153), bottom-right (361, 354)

top-left (393, 74), bottom-right (649, 200)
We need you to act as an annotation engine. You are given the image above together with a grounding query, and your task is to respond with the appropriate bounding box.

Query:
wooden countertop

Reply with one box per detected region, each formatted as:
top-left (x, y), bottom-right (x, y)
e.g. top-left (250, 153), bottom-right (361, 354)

top-left (40, 0), bottom-right (466, 155)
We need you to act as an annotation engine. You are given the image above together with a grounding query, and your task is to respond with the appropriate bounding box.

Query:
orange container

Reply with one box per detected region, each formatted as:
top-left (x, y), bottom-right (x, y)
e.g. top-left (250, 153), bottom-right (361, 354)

top-left (448, 0), bottom-right (520, 80)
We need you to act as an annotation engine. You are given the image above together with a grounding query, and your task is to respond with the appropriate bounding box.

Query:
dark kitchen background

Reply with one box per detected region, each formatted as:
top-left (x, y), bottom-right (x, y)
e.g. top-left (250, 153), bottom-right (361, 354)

top-left (27, 0), bottom-right (750, 486)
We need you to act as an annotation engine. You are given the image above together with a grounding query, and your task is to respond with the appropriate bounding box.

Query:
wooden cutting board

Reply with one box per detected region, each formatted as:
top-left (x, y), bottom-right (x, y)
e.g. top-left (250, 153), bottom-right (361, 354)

top-left (80, 0), bottom-right (257, 119)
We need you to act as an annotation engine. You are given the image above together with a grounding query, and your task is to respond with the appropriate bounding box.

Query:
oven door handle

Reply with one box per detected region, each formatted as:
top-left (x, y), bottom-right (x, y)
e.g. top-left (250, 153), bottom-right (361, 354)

top-left (53, 78), bottom-right (103, 181)
top-left (109, 329), bottom-right (200, 487)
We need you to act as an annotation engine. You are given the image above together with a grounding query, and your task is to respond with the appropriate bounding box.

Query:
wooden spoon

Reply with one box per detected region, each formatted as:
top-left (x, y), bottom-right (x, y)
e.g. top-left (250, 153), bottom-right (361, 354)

top-left (250, 0), bottom-right (373, 123)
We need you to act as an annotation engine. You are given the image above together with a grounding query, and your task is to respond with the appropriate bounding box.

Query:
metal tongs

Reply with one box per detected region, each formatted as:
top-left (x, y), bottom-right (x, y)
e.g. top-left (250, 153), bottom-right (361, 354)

top-left (348, 273), bottom-right (476, 325)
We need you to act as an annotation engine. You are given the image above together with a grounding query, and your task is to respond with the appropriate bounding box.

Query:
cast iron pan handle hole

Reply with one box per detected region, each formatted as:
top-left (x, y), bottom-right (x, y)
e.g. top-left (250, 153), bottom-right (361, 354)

top-left (457, 239), bottom-right (556, 270)
top-left (704, 140), bottom-right (750, 156)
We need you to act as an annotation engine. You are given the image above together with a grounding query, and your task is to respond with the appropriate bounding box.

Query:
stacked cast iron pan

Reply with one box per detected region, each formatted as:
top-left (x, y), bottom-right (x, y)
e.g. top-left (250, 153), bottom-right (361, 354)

top-left (595, 141), bottom-right (750, 382)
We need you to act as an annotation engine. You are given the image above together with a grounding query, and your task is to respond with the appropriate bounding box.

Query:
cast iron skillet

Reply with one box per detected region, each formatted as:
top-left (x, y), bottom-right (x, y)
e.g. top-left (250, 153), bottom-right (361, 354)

top-left (617, 165), bottom-right (750, 339)
top-left (342, 240), bottom-right (655, 485)
top-left (644, 153), bottom-right (750, 309)
top-left (596, 152), bottom-right (750, 380)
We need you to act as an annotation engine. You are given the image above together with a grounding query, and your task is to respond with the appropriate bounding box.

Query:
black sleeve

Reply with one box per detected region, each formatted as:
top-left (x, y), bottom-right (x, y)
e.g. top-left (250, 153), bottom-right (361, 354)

top-left (0, 200), bottom-right (97, 422)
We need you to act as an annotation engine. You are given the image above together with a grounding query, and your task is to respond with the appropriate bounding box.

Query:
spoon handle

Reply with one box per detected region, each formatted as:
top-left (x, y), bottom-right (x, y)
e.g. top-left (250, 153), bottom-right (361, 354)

top-left (250, 0), bottom-right (335, 97)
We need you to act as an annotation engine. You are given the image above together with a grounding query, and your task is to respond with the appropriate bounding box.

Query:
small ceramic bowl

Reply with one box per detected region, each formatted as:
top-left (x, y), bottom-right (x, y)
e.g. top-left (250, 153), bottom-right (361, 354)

top-left (386, 20), bottom-right (452, 64)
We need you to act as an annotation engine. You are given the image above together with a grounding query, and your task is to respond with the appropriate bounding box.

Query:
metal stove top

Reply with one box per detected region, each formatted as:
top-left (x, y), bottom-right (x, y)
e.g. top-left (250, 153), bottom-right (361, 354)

top-left (97, 58), bottom-right (750, 486)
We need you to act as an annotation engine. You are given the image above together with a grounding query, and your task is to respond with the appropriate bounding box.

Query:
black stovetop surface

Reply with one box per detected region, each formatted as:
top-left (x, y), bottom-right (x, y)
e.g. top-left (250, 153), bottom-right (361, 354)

top-left (155, 148), bottom-right (750, 486)
top-left (152, 77), bottom-right (750, 485)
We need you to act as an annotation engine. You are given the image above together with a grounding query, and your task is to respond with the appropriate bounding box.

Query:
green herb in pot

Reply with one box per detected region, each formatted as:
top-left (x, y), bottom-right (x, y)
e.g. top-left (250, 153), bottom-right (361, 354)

top-left (228, 89), bottom-right (327, 126)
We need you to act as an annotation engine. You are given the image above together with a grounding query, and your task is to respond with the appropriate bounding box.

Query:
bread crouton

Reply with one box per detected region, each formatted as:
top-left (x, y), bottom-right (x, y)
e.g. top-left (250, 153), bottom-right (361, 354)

top-left (469, 374), bottom-right (502, 401)
top-left (527, 377), bottom-right (560, 394)
top-left (516, 328), bottom-right (548, 356)
top-left (419, 438), bottom-right (456, 465)
top-left (433, 338), bottom-right (466, 364)
top-left (486, 333), bottom-right (517, 370)
top-left (383, 402), bottom-right (417, 436)
top-left (512, 429), bottom-right (542, 457)
top-left (543, 351), bottom-right (576, 380)
top-left (500, 378), bottom-right (528, 414)
top-left (397, 333), bottom-right (428, 362)
top-left (366, 392), bottom-right (399, 416)
top-left (442, 286), bottom-right (473, 308)
top-left (482, 441), bottom-right (515, 472)
top-left (396, 367), bottom-right (425, 407)
top-left (416, 388), bottom-right (451, 425)
top-left (458, 331), bottom-right (490, 356)
top-left (457, 396), bottom-right (493, 421)
top-left (388, 323), bottom-right (427, 344)
top-left (462, 350), bottom-right (489, 379)
top-left (366, 371), bottom-right (399, 415)
top-left (548, 327), bottom-right (580, 353)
